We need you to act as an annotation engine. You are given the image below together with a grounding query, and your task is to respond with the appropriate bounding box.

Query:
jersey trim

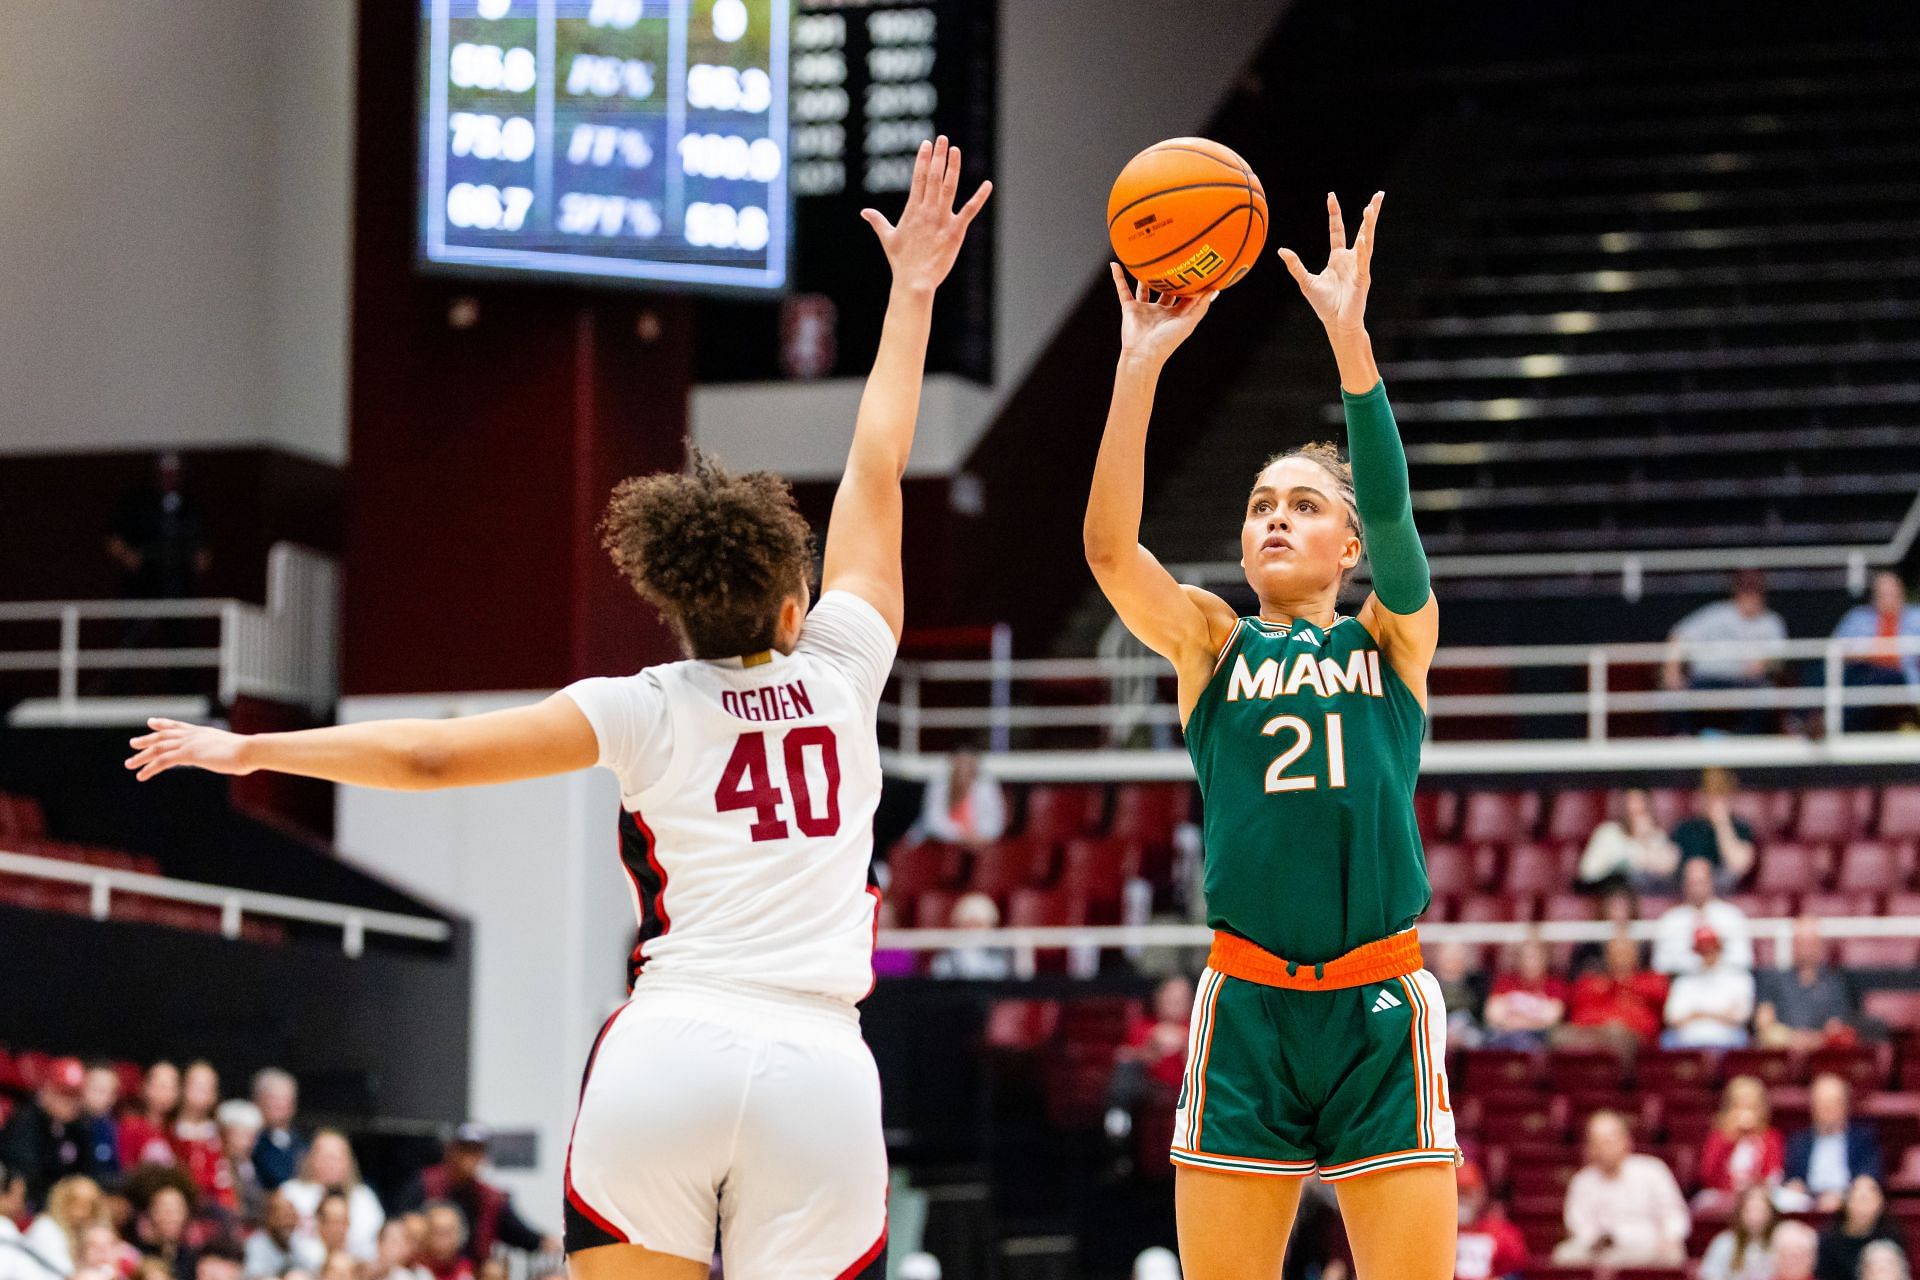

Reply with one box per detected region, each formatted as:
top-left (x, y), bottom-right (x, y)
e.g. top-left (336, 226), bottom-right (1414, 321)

top-left (1207, 619), bottom-right (1246, 677)
top-left (833, 1222), bottom-right (889, 1279)
top-left (563, 1003), bottom-right (635, 1250)
top-left (619, 808), bottom-right (671, 992)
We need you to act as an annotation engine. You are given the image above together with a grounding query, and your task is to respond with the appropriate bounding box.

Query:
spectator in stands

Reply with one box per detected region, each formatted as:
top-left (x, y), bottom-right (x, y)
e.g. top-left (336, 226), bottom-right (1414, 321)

top-left (24, 1175), bottom-right (104, 1274)
top-left (911, 749), bottom-right (1006, 847)
top-left (1432, 940), bottom-right (1487, 1048)
top-left (1757, 919), bottom-right (1859, 1051)
top-left (366, 1220), bottom-right (430, 1280)
top-left (284, 1133), bottom-right (383, 1262)
top-left (1831, 571), bottom-right (1920, 732)
top-left (1569, 885), bottom-right (1642, 977)
top-left (1816, 1176), bottom-right (1907, 1280)
top-left (120, 1064), bottom-right (181, 1171)
top-left (195, 1241), bottom-right (244, 1280)
top-left (244, 1192), bottom-right (323, 1279)
top-left (129, 1172), bottom-right (197, 1280)
top-left (1663, 570), bottom-right (1788, 735)
top-left (309, 1192), bottom-right (352, 1267)
top-left (1105, 976), bottom-right (1193, 1137)
top-left (316, 1256), bottom-right (356, 1280)
top-left (0, 1158), bottom-right (61, 1280)
top-left (1774, 1221), bottom-right (1822, 1280)
top-left (395, 1124), bottom-right (557, 1262)
top-left (1663, 926), bottom-right (1755, 1048)
top-left (1670, 768), bottom-right (1759, 891)
top-left (1785, 1075), bottom-right (1884, 1213)
top-left (416, 1206), bottom-right (473, 1280)
top-left (169, 1064), bottom-right (223, 1205)
top-left (80, 1065), bottom-right (123, 1186)
top-left (1577, 789), bottom-right (1681, 893)
top-left (0, 1057), bottom-right (109, 1204)
top-left (1699, 1077), bottom-right (1785, 1208)
top-left (1482, 936), bottom-right (1568, 1050)
top-left (1558, 932), bottom-right (1669, 1054)
top-left (249, 1071), bottom-right (304, 1195)
top-left (1654, 857), bottom-right (1755, 974)
top-left (1701, 1185), bottom-right (1781, 1280)
top-left (1454, 1160), bottom-right (1527, 1280)
top-left (929, 892), bottom-right (1013, 980)
top-left (1553, 1110), bottom-right (1690, 1266)
top-left (75, 1220), bottom-right (137, 1280)
top-left (107, 454), bottom-right (211, 602)
top-left (214, 1102), bottom-right (265, 1222)
top-left (1859, 1242), bottom-right (1912, 1280)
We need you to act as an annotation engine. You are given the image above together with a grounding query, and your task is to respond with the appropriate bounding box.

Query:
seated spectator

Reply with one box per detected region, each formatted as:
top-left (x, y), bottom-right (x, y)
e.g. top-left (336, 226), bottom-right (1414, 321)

top-left (309, 1192), bottom-right (352, 1269)
top-left (395, 1125), bottom-right (558, 1262)
top-left (1577, 789), bottom-right (1681, 893)
top-left (1432, 940), bottom-right (1487, 1049)
top-left (1785, 1076), bottom-right (1885, 1213)
top-left (1663, 570), bottom-right (1788, 736)
top-left (1774, 1221), bottom-right (1821, 1280)
top-left (214, 1102), bottom-right (265, 1223)
top-left (0, 1058), bottom-right (109, 1203)
top-left (283, 1133), bottom-right (385, 1263)
top-left (25, 1175), bottom-right (104, 1274)
top-left (1105, 976), bottom-right (1193, 1138)
top-left (81, 1065), bottom-right (124, 1186)
top-left (1817, 1177), bottom-right (1907, 1280)
top-left (1454, 1160), bottom-right (1527, 1280)
top-left (911, 749), bottom-right (1006, 847)
top-left (1552, 1110), bottom-right (1690, 1266)
top-left (121, 1064), bottom-right (181, 1171)
top-left (127, 1170), bottom-right (198, 1280)
top-left (249, 1071), bottom-right (305, 1195)
top-left (74, 1221), bottom-right (138, 1280)
top-left (1664, 926), bottom-right (1755, 1048)
top-left (1482, 936), bottom-right (1568, 1051)
top-left (169, 1064), bottom-right (224, 1204)
top-left (1831, 571), bottom-right (1920, 732)
top-left (1757, 919), bottom-right (1858, 1052)
top-left (244, 1192), bottom-right (324, 1279)
top-left (1569, 885), bottom-right (1641, 977)
top-left (194, 1241), bottom-right (244, 1280)
top-left (1699, 1076), bottom-right (1785, 1208)
top-left (366, 1220), bottom-right (430, 1280)
top-left (1654, 858), bottom-right (1755, 974)
top-left (1859, 1242), bottom-right (1913, 1280)
top-left (417, 1206), bottom-right (474, 1280)
top-left (1701, 1185), bottom-right (1782, 1280)
top-left (1557, 932), bottom-right (1669, 1054)
top-left (1672, 768), bottom-right (1759, 891)
top-left (928, 893), bottom-right (1013, 980)
top-left (316, 1256), bottom-right (356, 1280)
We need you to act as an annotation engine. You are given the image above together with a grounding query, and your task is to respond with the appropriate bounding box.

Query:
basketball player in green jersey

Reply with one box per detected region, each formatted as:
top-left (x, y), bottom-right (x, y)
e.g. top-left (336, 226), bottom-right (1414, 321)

top-left (1085, 191), bottom-right (1454, 1280)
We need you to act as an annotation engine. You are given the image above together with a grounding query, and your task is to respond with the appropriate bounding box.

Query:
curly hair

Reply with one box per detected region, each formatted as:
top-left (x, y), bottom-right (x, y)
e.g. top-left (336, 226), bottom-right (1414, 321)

top-left (600, 448), bottom-right (816, 658)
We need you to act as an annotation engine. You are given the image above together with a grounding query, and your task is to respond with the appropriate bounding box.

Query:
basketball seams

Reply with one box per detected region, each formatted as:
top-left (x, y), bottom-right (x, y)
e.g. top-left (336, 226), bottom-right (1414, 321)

top-left (1109, 137), bottom-right (1267, 292)
top-left (1118, 203), bottom-right (1257, 273)
top-left (1107, 181), bottom-right (1259, 230)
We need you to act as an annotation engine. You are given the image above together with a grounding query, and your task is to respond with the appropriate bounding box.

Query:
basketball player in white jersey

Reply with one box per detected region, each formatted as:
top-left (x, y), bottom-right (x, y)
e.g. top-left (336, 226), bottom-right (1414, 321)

top-left (125, 137), bottom-right (991, 1280)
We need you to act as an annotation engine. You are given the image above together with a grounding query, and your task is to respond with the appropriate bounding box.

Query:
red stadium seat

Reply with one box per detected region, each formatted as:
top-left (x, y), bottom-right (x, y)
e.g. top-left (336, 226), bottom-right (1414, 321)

top-left (1890, 892), bottom-right (1920, 918)
top-left (913, 890), bottom-right (960, 929)
top-left (1636, 1051), bottom-right (1717, 1093)
top-left (1732, 790), bottom-right (1797, 842)
top-left (1882, 787), bottom-right (1920, 841)
top-left (967, 841), bottom-right (1047, 902)
top-left (1727, 893), bottom-right (1794, 920)
top-left (1808, 1044), bottom-right (1892, 1094)
top-left (1839, 841), bottom-right (1913, 893)
top-left (14, 1052), bottom-right (48, 1092)
top-left (1721, 1048), bottom-right (1804, 1088)
top-left (1020, 785), bottom-right (1104, 848)
top-left (1424, 844), bottom-right (1478, 897)
top-left (1059, 838), bottom-right (1128, 917)
top-left (1461, 791), bottom-right (1540, 844)
top-left (1042, 1050), bottom-right (1114, 1130)
top-left (114, 1060), bottom-right (144, 1100)
top-left (1648, 789), bottom-right (1690, 830)
top-left (1007, 886), bottom-right (1077, 929)
top-left (1456, 894), bottom-right (1527, 923)
top-left (1545, 790), bottom-right (1608, 844)
top-left (0, 1050), bottom-right (25, 1096)
top-left (1108, 784), bottom-right (1188, 847)
top-left (888, 841), bottom-right (963, 905)
top-left (1797, 788), bottom-right (1872, 845)
top-left (1801, 892), bottom-right (1880, 919)
top-left (1468, 1050), bottom-right (1546, 1091)
top-left (985, 999), bottom-right (1060, 1050)
top-left (1840, 936), bottom-right (1920, 968)
top-left (1541, 894), bottom-right (1595, 922)
top-left (1866, 991), bottom-right (1920, 1032)
top-left (1414, 790), bottom-right (1458, 842)
top-left (1756, 843), bottom-right (1823, 894)
top-left (1888, 1145), bottom-right (1920, 1193)
top-left (1501, 843), bottom-right (1563, 898)
top-left (1546, 1050), bottom-right (1630, 1092)
top-left (1479, 1098), bottom-right (1568, 1146)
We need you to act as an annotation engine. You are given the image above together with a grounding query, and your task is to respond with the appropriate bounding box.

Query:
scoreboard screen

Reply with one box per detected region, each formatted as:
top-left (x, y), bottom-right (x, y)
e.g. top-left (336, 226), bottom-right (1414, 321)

top-left (420, 0), bottom-right (791, 291)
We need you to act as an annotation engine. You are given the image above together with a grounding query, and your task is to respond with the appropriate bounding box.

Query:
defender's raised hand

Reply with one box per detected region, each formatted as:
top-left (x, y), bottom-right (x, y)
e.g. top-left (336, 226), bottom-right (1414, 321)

top-left (127, 718), bottom-right (254, 781)
top-left (860, 135), bottom-right (992, 294)
top-left (1111, 265), bottom-right (1218, 368)
top-left (1278, 190), bottom-right (1383, 336)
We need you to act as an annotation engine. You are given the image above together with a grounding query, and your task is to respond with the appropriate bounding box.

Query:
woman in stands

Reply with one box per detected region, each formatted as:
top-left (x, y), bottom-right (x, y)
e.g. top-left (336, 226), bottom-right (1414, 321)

top-left (127, 137), bottom-right (989, 1280)
top-left (1085, 192), bottom-right (1456, 1280)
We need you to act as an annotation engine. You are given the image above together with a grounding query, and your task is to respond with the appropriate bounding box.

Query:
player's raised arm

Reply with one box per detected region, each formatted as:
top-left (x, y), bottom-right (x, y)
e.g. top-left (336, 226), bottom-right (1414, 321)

top-left (1279, 191), bottom-right (1439, 693)
top-left (1083, 270), bottom-right (1235, 685)
top-left (125, 697), bottom-right (599, 790)
top-left (819, 135), bottom-right (991, 639)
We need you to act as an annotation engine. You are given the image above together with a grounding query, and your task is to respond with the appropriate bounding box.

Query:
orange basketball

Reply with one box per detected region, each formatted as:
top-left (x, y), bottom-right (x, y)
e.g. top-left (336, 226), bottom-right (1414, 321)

top-left (1107, 137), bottom-right (1267, 296)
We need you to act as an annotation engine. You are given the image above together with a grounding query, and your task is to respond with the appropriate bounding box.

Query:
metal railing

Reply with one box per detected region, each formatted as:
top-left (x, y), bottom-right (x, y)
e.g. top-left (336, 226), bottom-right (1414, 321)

top-left (0, 543), bottom-right (338, 715)
top-left (0, 848), bottom-right (451, 957)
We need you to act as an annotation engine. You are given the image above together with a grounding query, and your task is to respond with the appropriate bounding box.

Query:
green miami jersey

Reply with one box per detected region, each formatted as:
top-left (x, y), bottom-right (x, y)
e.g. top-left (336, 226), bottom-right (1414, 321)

top-left (1185, 614), bottom-right (1430, 965)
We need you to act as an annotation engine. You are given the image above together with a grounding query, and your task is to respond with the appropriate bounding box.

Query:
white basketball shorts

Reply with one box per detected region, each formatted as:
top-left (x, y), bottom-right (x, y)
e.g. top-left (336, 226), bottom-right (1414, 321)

top-left (563, 974), bottom-right (889, 1279)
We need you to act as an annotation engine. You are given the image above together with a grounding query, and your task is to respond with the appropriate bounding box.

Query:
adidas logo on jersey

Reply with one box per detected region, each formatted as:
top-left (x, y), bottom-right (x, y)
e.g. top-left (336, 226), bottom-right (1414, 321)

top-left (1370, 989), bottom-right (1403, 1013)
top-left (1294, 627), bottom-right (1319, 646)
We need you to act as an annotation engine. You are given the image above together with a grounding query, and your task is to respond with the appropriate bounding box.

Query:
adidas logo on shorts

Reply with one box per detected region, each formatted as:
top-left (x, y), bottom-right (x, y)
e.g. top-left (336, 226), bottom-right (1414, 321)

top-left (1370, 989), bottom-right (1403, 1013)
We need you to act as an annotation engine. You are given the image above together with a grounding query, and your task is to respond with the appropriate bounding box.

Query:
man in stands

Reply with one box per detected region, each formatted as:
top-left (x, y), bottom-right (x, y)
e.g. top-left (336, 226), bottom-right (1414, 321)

top-left (249, 1070), bottom-right (304, 1193)
top-left (1662, 570), bottom-right (1788, 735)
top-left (0, 1058), bottom-right (109, 1205)
top-left (416, 1205), bottom-right (474, 1280)
top-left (394, 1127), bottom-right (556, 1263)
top-left (1669, 768), bottom-right (1759, 891)
top-left (1653, 857), bottom-right (1755, 974)
top-left (1773, 1220), bottom-right (1821, 1280)
top-left (79, 1065), bottom-right (122, 1186)
top-left (1454, 1161), bottom-right (1527, 1280)
top-left (1756, 918), bottom-right (1859, 1050)
top-left (1553, 1110), bottom-right (1690, 1267)
top-left (1831, 571), bottom-right (1920, 732)
top-left (194, 1240), bottom-right (245, 1280)
top-left (1784, 1074), bottom-right (1884, 1213)
top-left (1557, 932), bottom-right (1669, 1054)
top-left (1663, 926), bottom-right (1755, 1049)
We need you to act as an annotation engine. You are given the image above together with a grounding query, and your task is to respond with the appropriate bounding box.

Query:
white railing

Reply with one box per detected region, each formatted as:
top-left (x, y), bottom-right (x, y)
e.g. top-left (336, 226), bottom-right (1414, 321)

top-left (0, 544), bottom-right (337, 715)
top-left (0, 848), bottom-right (451, 957)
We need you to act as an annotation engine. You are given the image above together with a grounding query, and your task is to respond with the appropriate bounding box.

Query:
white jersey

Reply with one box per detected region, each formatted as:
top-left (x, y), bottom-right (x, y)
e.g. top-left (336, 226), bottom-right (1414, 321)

top-left (562, 590), bottom-right (894, 1004)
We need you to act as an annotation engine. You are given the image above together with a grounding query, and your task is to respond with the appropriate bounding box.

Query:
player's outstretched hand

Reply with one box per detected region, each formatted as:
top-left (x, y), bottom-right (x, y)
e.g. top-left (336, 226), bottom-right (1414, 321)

top-left (126, 718), bottom-right (254, 781)
top-left (1278, 190), bottom-right (1383, 337)
top-left (861, 135), bottom-right (991, 294)
top-left (1111, 265), bottom-right (1217, 368)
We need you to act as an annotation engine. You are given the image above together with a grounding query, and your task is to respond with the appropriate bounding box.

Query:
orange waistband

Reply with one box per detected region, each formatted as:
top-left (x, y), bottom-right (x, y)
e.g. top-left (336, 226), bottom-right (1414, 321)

top-left (1208, 929), bottom-right (1423, 991)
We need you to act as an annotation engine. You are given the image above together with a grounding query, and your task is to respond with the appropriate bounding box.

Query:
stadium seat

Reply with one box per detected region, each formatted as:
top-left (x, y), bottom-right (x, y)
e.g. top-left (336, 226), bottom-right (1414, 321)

top-left (1887, 1145), bottom-right (1920, 1193)
top-left (1423, 844), bottom-right (1478, 897)
top-left (1456, 894), bottom-right (1527, 924)
top-left (1866, 991), bottom-right (1920, 1032)
top-left (1648, 789), bottom-right (1690, 830)
top-left (888, 841), bottom-right (963, 906)
top-left (1545, 790), bottom-right (1607, 844)
top-left (985, 999), bottom-right (1060, 1051)
top-left (1479, 1097), bottom-right (1567, 1146)
top-left (1059, 837), bottom-right (1128, 917)
top-left (1796, 788), bottom-right (1871, 845)
top-left (914, 890), bottom-right (959, 929)
top-left (1461, 791), bottom-right (1539, 844)
top-left (1007, 886), bottom-right (1079, 931)
top-left (1882, 787), bottom-right (1920, 842)
top-left (1108, 784), bottom-right (1188, 848)
top-left (1468, 1050), bottom-right (1545, 1091)
top-left (1755, 842), bottom-right (1823, 894)
top-left (1020, 785), bottom-right (1104, 848)
top-left (1637, 1051), bottom-right (1716, 1093)
top-left (1547, 1050), bottom-right (1630, 1092)
top-left (1727, 893), bottom-right (1794, 920)
top-left (1840, 936), bottom-right (1920, 968)
top-left (1501, 843), bottom-right (1563, 898)
top-left (1414, 790), bottom-right (1458, 842)
top-left (1838, 841), bottom-right (1914, 893)
top-left (1732, 790), bottom-right (1796, 842)
top-left (1541, 894), bottom-right (1594, 923)
top-left (1721, 1048), bottom-right (1804, 1089)
top-left (1808, 1044), bottom-right (1892, 1094)
top-left (1658, 1092), bottom-right (1718, 1146)
top-left (1890, 892), bottom-right (1920, 919)
top-left (967, 841), bottom-right (1047, 902)
top-left (1801, 892), bottom-right (1880, 920)
top-left (1042, 1049), bottom-right (1114, 1130)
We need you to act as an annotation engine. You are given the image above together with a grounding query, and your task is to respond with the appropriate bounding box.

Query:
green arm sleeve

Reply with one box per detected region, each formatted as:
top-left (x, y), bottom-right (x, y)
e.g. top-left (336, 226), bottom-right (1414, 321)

top-left (1342, 380), bottom-right (1431, 615)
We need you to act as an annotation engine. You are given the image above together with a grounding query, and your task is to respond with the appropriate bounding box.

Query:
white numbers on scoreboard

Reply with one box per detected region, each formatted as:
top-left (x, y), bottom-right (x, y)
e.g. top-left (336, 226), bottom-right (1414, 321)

top-left (557, 193), bottom-right (664, 238)
top-left (566, 55), bottom-right (657, 100)
top-left (449, 113), bottom-right (536, 163)
top-left (587, 0), bottom-right (644, 29)
top-left (711, 0), bottom-right (750, 42)
top-left (685, 203), bottom-right (770, 251)
top-left (475, 0), bottom-right (513, 18)
top-left (679, 133), bottom-right (783, 183)
top-left (686, 64), bottom-right (773, 113)
top-left (450, 43), bottom-right (537, 93)
top-left (446, 183), bottom-right (535, 232)
top-left (568, 124), bottom-right (655, 169)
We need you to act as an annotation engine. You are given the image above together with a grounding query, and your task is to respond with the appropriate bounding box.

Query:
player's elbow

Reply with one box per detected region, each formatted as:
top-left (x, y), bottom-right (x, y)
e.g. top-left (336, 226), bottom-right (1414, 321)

top-left (396, 724), bottom-right (459, 791)
top-left (1082, 524), bottom-right (1127, 574)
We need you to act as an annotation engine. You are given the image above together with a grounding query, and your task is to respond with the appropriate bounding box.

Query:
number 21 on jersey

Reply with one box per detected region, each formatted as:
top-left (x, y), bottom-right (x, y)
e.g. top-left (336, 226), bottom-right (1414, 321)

top-left (1261, 713), bottom-right (1346, 793)
top-left (714, 727), bottom-right (843, 840)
